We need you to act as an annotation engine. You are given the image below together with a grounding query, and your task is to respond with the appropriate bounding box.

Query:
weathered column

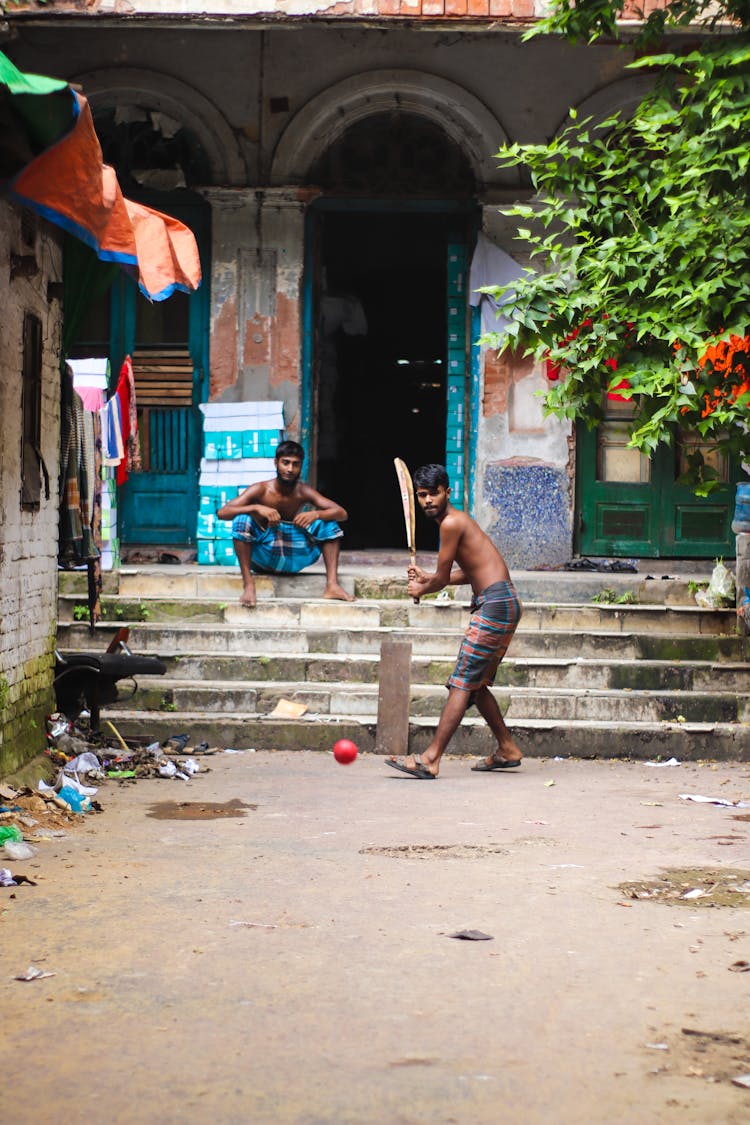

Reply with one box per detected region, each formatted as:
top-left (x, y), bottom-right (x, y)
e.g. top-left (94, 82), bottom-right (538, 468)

top-left (200, 187), bottom-right (307, 436)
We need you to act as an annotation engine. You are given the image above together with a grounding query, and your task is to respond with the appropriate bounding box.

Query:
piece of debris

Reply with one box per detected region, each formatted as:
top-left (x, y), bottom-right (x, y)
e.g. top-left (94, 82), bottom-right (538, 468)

top-left (680, 794), bottom-right (750, 808)
top-left (15, 965), bottom-right (56, 981)
top-left (268, 698), bottom-right (308, 719)
top-left (448, 929), bottom-right (493, 941)
top-left (728, 961), bottom-right (750, 972)
top-left (732, 1075), bottom-right (750, 1089)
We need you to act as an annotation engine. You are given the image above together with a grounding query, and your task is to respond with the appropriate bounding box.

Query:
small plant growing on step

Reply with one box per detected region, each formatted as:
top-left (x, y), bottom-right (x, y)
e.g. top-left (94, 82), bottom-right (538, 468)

top-left (72, 604), bottom-right (90, 621)
top-left (592, 589), bottom-right (636, 605)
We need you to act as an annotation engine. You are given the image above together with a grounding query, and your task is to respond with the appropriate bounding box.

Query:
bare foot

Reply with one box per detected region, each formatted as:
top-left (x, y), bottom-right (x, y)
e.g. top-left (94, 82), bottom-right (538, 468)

top-left (239, 581), bottom-right (257, 608)
top-left (323, 583), bottom-right (354, 602)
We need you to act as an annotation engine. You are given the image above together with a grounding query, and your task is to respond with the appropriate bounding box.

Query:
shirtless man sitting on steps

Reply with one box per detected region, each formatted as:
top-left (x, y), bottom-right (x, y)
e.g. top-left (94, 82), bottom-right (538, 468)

top-left (386, 463), bottom-right (523, 779)
top-left (217, 440), bottom-right (354, 608)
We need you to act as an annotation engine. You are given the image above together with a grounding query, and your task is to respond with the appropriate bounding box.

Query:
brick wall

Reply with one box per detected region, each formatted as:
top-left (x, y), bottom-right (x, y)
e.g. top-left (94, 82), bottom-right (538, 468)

top-left (0, 203), bottom-right (63, 777)
top-left (8, 0), bottom-right (672, 23)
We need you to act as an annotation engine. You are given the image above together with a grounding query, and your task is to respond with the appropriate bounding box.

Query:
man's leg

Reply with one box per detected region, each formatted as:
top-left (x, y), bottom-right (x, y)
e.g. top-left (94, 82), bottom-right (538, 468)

top-left (473, 684), bottom-right (523, 765)
top-left (233, 539), bottom-right (257, 607)
top-left (387, 687), bottom-right (471, 778)
top-left (320, 537), bottom-right (354, 602)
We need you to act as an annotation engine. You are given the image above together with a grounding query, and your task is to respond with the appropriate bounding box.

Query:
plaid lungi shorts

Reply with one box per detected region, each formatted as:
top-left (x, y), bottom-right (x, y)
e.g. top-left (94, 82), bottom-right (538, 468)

top-left (231, 515), bottom-right (343, 575)
top-left (447, 579), bottom-right (522, 700)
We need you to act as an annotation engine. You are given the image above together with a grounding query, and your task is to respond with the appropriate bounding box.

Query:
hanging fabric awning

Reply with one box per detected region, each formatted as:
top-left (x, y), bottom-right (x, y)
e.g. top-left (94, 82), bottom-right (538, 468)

top-left (1, 50), bottom-right (201, 302)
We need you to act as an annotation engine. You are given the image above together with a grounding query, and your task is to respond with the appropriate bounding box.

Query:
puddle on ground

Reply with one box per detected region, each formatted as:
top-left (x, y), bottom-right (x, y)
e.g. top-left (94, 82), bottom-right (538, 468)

top-left (359, 843), bottom-right (509, 860)
top-left (147, 798), bottom-right (256, 821)
top-left (618, 867), bottom-right (750, 908)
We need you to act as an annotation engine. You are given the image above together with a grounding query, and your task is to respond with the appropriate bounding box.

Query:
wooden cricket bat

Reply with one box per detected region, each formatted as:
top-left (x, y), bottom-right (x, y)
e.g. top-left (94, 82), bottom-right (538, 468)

top-left (394, 457), bottom-right (419, 605)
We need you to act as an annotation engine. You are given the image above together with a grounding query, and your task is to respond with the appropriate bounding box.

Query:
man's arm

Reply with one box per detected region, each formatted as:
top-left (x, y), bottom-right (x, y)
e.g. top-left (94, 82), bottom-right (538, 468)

top-left (407, 516), bottom-right (462, 598)
top-left (217, 483), bottom-right (280, 525)
top-left (292, 485), bottom-right (348, 529)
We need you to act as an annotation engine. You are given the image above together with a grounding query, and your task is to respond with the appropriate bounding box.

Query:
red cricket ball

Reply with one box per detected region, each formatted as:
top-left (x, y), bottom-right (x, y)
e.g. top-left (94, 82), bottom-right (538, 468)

top-left (333, 738), bottom-right (358, 765)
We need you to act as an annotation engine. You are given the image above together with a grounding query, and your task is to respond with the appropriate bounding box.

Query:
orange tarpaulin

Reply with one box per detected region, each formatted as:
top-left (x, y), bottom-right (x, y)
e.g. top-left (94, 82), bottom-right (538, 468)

top-left (7, 75), bottom-right (201, 301)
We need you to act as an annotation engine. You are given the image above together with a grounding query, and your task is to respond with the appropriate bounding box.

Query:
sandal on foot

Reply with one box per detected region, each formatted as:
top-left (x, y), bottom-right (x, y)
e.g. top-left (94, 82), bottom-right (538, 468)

top-left (471, 756), bottom-right (522, 772)
top-left (385, 754), bottom-right (436, 780)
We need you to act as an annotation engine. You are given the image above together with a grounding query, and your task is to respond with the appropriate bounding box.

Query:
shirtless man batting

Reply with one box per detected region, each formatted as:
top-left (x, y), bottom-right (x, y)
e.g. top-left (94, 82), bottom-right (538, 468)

top-left (217, 440), bottom-right (354, 607)
top-left (386, 463), bottom-right (522, 780)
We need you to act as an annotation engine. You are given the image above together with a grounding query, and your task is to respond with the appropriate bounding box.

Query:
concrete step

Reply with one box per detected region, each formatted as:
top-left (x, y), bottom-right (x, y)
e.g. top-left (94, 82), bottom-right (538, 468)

top-left (111, 676), bottom-right (750, 724)
top-left (57, 561), bottom-right (715, 606)
top-left (105, 651), bottom-right (750, 693)
top-left (99, 709), bottom-right (749, 762)
top-left (56, 620), bottom-right (747, 663)
top-left (56, 592), bottom-right (739, 635)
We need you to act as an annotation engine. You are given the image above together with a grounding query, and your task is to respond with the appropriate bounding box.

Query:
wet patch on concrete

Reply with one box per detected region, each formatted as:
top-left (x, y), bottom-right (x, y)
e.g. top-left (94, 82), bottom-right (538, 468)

top-left (359, 843), bottom-right (509, 860)
top-left (618, 867), bottom-right (750, 907)
top-left (147, 799), bottom-right (256, 820)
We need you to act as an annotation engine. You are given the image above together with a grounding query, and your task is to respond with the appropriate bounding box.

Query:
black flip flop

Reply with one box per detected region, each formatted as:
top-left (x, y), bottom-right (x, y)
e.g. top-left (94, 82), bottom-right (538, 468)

top-left (471, 757), bottom-right (522, 772)
top-left (385, 755), bottom-right (436, 780)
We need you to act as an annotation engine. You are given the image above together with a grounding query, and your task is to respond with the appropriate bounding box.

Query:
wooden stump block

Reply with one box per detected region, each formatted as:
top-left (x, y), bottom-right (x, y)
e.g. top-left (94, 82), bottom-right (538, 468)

top-left (375, 639), bottom-right (412, 756)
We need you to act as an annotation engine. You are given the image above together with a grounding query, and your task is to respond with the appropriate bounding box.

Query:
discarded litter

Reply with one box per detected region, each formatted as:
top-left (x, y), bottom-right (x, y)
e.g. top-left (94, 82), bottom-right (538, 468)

top-left (0, 868), bottom-right (17, 887)
top-left (448, 929), bottom-right (493, 941)
top-left (731, 1075), bottom-right (750, 1089)
top-left (729, 961), bottom-right (750, 972)
top-left (694, 559), bottom-right (735, 609)
top-left (680, 794), bottom-right (750, 808)
top-left (681, 889), bottom-right (705, 900)
top-left (646, 758), bottom-right (681, 767)
top-left (544, 780), bottom-right (556, 788)
top-left (0, 825), bottom-right (23, 845)
top-left (645, 1043), bottom-right (669, 1051)
top-left (56, 785), bottom-right (91, 814)
top-left (269, 698), bottom-right (308, 719)
top-left (3, 840), bottom-right (37, 861)
top-left (15, 965), bottom-right (56, 981)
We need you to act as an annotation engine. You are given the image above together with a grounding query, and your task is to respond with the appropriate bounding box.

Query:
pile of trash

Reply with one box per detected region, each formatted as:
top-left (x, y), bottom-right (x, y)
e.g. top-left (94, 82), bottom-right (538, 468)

top-left (1, 714), bottom-right (213, 889)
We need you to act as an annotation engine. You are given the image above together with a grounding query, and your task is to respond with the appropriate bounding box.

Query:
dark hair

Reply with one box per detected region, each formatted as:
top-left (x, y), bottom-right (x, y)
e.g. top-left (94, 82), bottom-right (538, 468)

top-left (413, 464), bottom-right (449, 490)
top-left (275, 440), bottom-right (305, 462)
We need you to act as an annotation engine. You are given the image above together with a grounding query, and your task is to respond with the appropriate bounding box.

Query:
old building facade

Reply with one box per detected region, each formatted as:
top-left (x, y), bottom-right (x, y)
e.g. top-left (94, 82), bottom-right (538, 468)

top-left (10, 0), bottom-right (717, 567)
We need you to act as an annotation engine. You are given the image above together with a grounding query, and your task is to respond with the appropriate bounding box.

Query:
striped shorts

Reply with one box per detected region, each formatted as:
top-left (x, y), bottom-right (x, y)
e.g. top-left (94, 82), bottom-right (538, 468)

top-left (231, 515), bottom-right (343, 575)
top-left (447, 579), bottom-right (522, 699)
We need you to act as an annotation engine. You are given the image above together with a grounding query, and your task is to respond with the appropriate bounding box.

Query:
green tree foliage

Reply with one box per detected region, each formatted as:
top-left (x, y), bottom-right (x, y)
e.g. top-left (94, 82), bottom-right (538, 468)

top-left (486, 3), bottom-right (750, 491)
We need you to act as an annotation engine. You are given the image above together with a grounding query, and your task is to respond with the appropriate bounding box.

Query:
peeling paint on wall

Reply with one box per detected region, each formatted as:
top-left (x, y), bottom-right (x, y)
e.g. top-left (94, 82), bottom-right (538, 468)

top-left (210, 295), bottom-right (239, 397)
top-left (243, 313), bottom-right (272, 366)
top-left (272, 291), bottom-right (299, 389)
top-left (482, 347), bottom-right (534, 418)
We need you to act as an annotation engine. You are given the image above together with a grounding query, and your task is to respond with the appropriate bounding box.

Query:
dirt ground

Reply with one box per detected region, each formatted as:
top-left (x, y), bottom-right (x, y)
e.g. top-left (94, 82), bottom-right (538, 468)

top-left (2, 749), bottom-right (750, 1124)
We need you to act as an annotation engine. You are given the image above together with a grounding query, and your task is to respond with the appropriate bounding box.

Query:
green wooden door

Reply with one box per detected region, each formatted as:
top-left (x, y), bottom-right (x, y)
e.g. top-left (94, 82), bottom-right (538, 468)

top-left (577, 398), bottom-right (741, 558)
top-left (115, 286), bottom-right (206, 546)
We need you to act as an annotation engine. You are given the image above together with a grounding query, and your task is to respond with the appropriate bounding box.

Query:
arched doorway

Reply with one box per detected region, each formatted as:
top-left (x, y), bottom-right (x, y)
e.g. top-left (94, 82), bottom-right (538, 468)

top-left (305, 111), bottom-right (479, 551)
top-left (66, 105), bottom-right (212, 547)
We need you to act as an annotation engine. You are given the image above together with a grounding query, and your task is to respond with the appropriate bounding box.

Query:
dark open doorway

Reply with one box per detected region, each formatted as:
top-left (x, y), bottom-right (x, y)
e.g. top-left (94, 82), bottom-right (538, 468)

top-left (315, 209), bottom-right (464, 551)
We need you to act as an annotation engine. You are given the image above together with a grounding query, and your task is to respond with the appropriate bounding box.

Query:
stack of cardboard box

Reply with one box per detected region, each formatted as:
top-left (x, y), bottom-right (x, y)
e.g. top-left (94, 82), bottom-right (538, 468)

top-left (196, 401), bottom-right (285, 565)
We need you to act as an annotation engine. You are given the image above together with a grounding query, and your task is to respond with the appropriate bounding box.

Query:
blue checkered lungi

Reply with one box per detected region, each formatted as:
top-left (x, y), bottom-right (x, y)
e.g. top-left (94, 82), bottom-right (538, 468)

top-left (447, 579), bottom-right (521, 699)
top-left (231, 514), bottom-right (343, 574)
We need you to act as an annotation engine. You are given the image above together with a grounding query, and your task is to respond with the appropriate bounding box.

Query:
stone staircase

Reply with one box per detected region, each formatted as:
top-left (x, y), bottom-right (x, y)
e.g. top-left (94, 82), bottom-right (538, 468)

top-left (56, 561), bottom-right (750, 761)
